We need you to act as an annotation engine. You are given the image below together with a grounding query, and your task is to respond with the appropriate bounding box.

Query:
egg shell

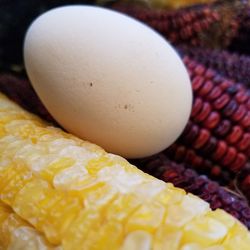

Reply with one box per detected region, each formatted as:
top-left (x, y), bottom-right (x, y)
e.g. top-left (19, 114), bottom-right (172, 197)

top-left (24, 6), bottom-right (192, 158)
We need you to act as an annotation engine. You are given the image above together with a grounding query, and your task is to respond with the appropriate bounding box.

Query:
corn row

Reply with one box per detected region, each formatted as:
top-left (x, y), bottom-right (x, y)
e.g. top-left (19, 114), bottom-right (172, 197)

top-left (166, 142), bottom-right (233, 184)
top-left (0, 200), bottom-right (58, 249)
top-left (178, 45), bottom-right (250, 88)
top-left (112, 3), bottom-right (220, 46)
top-left (0, 93), bottom-right (249, 249)
top-left (162, 56), bottom-right (250, 184)
top-left (111, 1), bottom-right (242, 48)
top-left (171, 56), bottom-right (250, 178)
top-left (132, 154), bottom-right (250, 229)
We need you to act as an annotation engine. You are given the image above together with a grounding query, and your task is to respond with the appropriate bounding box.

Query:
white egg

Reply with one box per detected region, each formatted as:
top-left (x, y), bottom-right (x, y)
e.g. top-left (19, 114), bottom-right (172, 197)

top-left (24, 6), bottom-right (192, 158)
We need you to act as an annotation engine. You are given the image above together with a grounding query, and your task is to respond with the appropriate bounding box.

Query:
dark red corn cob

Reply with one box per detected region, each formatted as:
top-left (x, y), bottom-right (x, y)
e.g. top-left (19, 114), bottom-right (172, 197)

top-left (112, 3), bottom-right (240, 46)
top-left (178, 45), bottom-right (250, 88)
top-left (163, 56), bottom-right (250, 184)
top-left (132, 154), bottom-right (250, 229)
top-left (111, 1), bottom-right (243, 48)
top-left (0, 73), bottom-right (55, 123)
top-left (166, 142), bottom-right (234, 184)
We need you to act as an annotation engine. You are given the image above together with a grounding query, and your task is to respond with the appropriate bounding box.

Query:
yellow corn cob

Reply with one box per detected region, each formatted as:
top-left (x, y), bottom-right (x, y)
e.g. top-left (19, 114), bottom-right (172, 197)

top-left (0, 200), bottom-right (58, 249)
top-left (0, 92), bottom-right (249, 250)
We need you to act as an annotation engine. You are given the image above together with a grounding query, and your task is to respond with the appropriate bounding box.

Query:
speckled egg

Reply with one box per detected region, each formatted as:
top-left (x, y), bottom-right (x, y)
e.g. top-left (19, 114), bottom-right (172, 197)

top-left (24, 6), bottom-right (192, 158)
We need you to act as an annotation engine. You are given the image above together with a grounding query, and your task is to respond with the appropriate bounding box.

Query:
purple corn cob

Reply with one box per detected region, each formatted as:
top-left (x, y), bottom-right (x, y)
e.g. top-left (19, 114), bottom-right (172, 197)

top-left (133, 153), bottom-right (250, 229)
top-left (178, 45), bottom-right (250, 88)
